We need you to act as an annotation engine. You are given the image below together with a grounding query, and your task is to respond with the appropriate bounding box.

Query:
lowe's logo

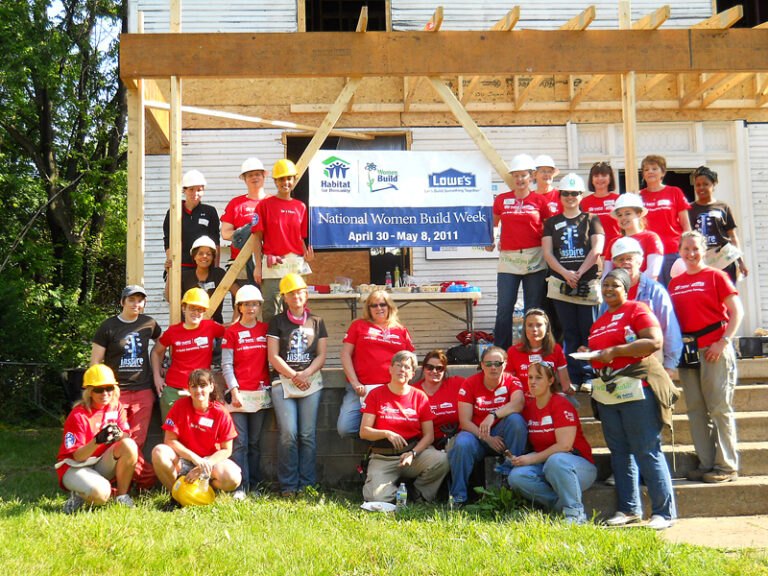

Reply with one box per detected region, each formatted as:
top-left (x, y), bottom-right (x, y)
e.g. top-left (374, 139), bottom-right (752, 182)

top-left (429, 168), bottom-right (476, 188)
top-left (322, 156), bottom-right (351, 179)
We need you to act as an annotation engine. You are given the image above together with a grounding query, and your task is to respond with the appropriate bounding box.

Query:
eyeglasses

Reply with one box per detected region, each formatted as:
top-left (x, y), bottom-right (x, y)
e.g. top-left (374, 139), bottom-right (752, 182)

top-left (423, 364), bottom-right (446, 373)
top-left (93, 386), bottom-right (115, 393)
top-left (559, 191), bottom-right (581, 197)
top-left (370, 303), bottom-right (388, 309)
top-left (484, 361), bottom-right (505, 368)
top-left (392, 362), bottom-right (414, 371)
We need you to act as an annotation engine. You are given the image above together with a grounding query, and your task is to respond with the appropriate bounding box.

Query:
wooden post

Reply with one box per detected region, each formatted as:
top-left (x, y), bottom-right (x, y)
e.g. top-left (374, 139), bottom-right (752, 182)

top-left (126, 12), bottom-right (145, 285)
top-left (168, 0), bottom-right (183, 324)
top-left (619, 2), bottom-right (639, 191)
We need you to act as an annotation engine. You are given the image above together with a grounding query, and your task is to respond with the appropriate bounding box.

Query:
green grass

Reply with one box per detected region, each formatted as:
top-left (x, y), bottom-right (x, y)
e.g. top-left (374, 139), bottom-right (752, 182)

top-left (1, 428), bottom-right (767, 576)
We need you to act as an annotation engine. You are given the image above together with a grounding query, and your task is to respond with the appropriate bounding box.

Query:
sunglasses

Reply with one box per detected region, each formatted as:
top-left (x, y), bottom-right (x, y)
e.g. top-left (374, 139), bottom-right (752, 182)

top-left (592, 161), bottom-right (611, 167)
top-left (559, 191), bottom-right (581, 197)
top-left (370, 303), bottom-right (388, 309)
top-left (484, 361), bottom-right (505, 368)
top-left (93, 386), bottom-right (115, 393)
top-left (423, 364), bottom-right (445, 373)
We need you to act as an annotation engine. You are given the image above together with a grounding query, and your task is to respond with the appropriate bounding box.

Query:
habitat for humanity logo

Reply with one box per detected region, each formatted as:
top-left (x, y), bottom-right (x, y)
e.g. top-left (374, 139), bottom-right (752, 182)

top-left (428, 168), bottom-right (476, 188)
top-left (364, 162), bottom-right (399, 193)
top-left (320, 156), bottom-right (352, 191)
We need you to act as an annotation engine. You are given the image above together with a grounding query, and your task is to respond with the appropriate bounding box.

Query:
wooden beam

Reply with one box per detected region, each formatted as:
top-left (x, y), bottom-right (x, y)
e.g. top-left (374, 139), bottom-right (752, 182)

top-left (126, 12), bottom-right (145, 285)
top-left (120, 29), bottom-right (768, 79)
top-left (168, 76), bottom-right (183, 325)
top-left (758, 74), bottom-right (768, 106)
top-left (428, 77), bottom-right (513, 188)
top-left (701, 72), bottom-right (752, 108)
top-left (680, 73), bottom-right (729, 107)
top-left (619, 2), bottom-right (638, 192)
top-left (461, 8), bottom-right (520, 104)
top-left (169, 0), bottom-right (181, 33)
top-left (143, 79), bottom-right (170, 147)
top-left (346, 7), bottom-right (368, 111)
top-left (516, 6), bottom-right (597, 110)
top-left (403, 7), bottom-right (443, 112)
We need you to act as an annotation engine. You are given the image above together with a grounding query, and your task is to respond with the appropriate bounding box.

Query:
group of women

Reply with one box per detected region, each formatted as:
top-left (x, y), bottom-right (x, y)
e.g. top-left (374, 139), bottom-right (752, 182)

top-left (58, 153), bottom-right (746, 529)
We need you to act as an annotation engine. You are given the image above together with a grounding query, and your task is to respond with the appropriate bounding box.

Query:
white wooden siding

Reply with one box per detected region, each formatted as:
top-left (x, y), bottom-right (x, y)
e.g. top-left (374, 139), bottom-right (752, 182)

top-left (747, 124), bottom-right (768, 326)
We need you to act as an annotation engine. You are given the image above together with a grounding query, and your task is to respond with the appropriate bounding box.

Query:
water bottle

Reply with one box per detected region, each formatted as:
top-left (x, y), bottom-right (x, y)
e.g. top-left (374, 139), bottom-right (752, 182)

top-left (198, 474), bottom-right (210, 493)
top-left (385, 271), bottom-right (393, 290)
top-left (624, 326), bottom-right (637, 343)
top-left (396, 482), bottom-right (407, 510)
top-left (394, 266), bottom-right (400, 287)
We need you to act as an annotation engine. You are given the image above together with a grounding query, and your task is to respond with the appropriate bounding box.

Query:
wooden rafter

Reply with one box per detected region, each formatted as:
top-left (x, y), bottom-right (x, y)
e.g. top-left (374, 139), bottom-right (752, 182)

top-left (346, 6), bottom-right (368, 111)
top-left (403, 7), bottom-right (443, 113)
top-left (701, 73), bottom-right (752, 108)
top-left (515, 6), bottom-right (596, 110)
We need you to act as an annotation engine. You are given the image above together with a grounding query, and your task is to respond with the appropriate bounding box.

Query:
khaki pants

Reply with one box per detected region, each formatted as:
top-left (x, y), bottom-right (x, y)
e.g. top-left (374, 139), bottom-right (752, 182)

top-left (62, 444), bottom-right (118, 498)
top-left (363, 446), bottom-right (449, 503)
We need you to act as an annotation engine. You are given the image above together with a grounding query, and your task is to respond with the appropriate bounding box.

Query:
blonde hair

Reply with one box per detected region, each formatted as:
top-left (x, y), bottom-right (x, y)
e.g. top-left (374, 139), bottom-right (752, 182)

top-left (363, 290), bottom-right (403, 328)
top-left (76, 386), bottom-right (121, 412)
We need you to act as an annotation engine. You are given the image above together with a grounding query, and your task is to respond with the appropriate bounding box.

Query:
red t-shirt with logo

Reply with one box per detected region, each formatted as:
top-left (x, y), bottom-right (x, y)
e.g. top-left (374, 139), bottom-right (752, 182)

top-left (221, 195), bottom-right (261, 259)
top-left (162, 396), bottom-right (237, 458)
top-left (536, 189), bottom-right (562, 218)
top-left (505, 343), bottom-right (567, 396)
top-left (493, 191), bottom-right (551, 251)
top-left (640, 186), bottom-right (691, 254)
top-left (56, 402), bottom-right (131, 487)
top-left (606, 230), bottom-right (663, 274)
top-left (523, 394), bottom-right (593, 463)
top-left (588, 300), bottom-right (659, 370)
top-left (251, 195), bottom-right (307, 256)
top-left (221, 321), bottom-right (269, 391)
top-left (361, 385), bottom-right (435, 441)
top-left (159, 320), bottom-right (226, 389)
top-left (343, 319), bottom-right (415, 385)
top-left (668, 267), bottom-right (737, 347)
top-left (412, 376), bottom-right (464, 440)
top-left (458, 372), bottom-right (524, 428)
top-left (580, 192), bottom-right (621, 258)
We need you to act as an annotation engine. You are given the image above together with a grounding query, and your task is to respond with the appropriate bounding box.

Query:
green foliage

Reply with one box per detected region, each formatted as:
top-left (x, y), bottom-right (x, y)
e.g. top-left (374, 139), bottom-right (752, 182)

top-left (468, 485), bottom-right (527, 514)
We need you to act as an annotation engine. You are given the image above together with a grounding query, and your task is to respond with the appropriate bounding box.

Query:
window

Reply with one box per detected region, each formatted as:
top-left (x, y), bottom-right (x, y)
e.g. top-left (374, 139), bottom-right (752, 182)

top-left (305, 1), bottom-right (387, 32)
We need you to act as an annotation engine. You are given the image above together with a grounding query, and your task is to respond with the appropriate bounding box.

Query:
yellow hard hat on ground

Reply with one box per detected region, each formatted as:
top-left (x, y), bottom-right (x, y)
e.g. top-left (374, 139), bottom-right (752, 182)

top-left (172, 475), bottom-right (215, 506)
top-left (82, 364), bottom-right (119, 388)
top-left (181, 287), bottom-right (210, 309)
top-left (272, 159), bottom-right (298, 179)
top-left (279, 273), bottom-right (307, 295)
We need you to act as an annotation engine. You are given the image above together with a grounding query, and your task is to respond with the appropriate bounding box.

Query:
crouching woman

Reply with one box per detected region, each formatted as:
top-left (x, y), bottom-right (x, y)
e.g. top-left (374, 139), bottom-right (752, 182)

top-left (507, 361), bottom-right (596, 524)
top-left (360, 351), bottom-right (449, 503)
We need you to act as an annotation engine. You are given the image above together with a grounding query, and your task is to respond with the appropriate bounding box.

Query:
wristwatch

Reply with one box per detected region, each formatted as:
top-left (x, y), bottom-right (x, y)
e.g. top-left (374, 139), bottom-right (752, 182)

top-left (411, 449), bottom-right (419, 459)
top-left (720, 336), bottom-right (732, 344)
top-left (490, 409), bottom-right (498, 420)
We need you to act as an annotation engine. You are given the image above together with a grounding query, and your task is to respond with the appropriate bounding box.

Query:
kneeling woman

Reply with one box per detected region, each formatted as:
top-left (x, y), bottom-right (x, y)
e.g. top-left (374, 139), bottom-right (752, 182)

top-left (508, 361), bottom-right (596, 524)
top-left (56, 364), bottom-right (138, 514)
top-left (360, 351), bottom-right (449, 503)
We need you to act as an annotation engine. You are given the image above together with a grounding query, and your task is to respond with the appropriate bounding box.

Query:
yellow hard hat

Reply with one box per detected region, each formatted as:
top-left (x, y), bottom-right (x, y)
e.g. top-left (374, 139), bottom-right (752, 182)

top-left (172, 475), bottom-right (215, 507)
top-left (272, 159), bottom-right (298, 179)
top-left (82, 364), bottom-right (119, 388)
top-left (279, 273), bottom-right (307, 295)
top-left (181, 287), bottom-right (210, 309)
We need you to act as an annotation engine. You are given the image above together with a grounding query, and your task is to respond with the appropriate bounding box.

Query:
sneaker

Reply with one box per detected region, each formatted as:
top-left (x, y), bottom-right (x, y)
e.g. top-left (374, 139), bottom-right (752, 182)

top-left (604, 474), bottom-right (615, 486)
top-left (115, 494), bottom-right (135, 507)
top-left (685, 467), bottom-right (712, 481)
top-left (605, 511), bottom-right (641, 526)
top-left (161, 497), bottom-right (182, 512)
top-left (63, 492), bottom-right (85, 515)
top-left (231, 490), bottom-right (247, 501)
top-left (646, 515), bottom-right (674, 530)
top-left (702, 469), bottom-right (738, 483)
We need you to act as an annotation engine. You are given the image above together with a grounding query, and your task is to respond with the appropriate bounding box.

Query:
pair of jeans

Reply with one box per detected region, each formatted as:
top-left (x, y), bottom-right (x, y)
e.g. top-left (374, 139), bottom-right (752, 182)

top-left (448, 414), bottom-right (528, 503)
top-left (231, 409), bottom-right (269, 491)
top-left (552, 299), bottom-right (597, 387)
top-left (271, 387), bottom-right (322, 492)
top-left (507, 452), bottom-right (597, 522)
top-left (494, 270), bottom-right (547, 351)
top-left (598, 386), bottom-right (676, 520)
top-left (337, 384), bottom-right (363, 439)
top-left (658, 252), bottom-right (679, 288)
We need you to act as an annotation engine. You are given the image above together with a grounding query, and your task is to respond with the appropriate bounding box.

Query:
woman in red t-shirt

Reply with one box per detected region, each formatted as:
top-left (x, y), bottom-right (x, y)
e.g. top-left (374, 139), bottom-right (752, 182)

top-left (360, 350), bottom-right (449, 503)
top-left (603, 193), bottom-right (663, 281)
top-left (508, 361), bottom-right (596, 524)
top-left (668, 231), bottom-right (743, 484)
top-left (412, 350), bottom-right (465, 449)
top-left (581, 161), bottom-right (621, 262)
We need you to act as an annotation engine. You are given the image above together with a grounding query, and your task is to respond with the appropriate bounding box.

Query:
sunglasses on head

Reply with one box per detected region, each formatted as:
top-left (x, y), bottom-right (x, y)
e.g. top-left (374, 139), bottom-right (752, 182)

top-left (370, 302), bottom-right (388, 309)
top-left (423, 364), bottom-right (445, 372)
top-left (592, 161), bottom-right (611, 168)
top-left (484, 361), bottom-right (505, 368)
top-left (559, 191), bottom-right (581, 197)
top-left (94, 386), bottom-right (115, 393)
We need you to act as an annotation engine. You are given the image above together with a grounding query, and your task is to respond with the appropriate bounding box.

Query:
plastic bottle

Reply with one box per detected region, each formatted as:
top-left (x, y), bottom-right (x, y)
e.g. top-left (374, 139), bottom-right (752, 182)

top-left (385, 271), bottom-right (393, 290)
top-left (198, 474), bottom-right (210, 493)
top-left (624, 326), bottom-right (637, 343)
top-left (396, 482), bottom-right (407, 510)
top-left (394, 266), bottom-right (400, 287)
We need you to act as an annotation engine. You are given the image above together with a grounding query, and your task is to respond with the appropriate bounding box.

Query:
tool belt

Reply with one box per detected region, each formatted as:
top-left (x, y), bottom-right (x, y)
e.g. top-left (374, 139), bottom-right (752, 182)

top-left (369, 438), bottom-right (419, 456)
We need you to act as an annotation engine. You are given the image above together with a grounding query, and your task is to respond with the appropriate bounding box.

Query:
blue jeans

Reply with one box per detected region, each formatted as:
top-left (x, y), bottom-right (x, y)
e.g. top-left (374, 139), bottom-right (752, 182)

top-left (271, 387), bottom-right (322, 492)
top-left (658, 252), bottom-right (679, 288)
top-left (337, 384), bottom-right (363, 439)
top-left (231, 410), bottom-right (268, 491)
top-left (494, 270), bottom-right (547, 351)
top-left (552, 299), bottom-right (597, 387)
top-left (507, 452), bottom-right (597, 522)
top-left (448, 414), bottom-right (528, 503)
top-left (599, 387), bottom-right (676, 520)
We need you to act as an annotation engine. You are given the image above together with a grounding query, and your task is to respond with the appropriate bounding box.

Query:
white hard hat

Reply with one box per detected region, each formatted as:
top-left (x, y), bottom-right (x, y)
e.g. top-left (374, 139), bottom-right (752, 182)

top-left (611, 193), bottom-right (648, 218)
top-left (508, 154), bottom-right (536, 173)
top-left (558, 173), bottom-right (586, 192)
top-left (182, 170), bottom-right (207, 188)
top-left (190, 235), bottom-right (217, 257)
top-left (534, 154), bottom-right (557, 169)
top-left (611, 236), bottom-right (644, 260)
top-left (235, 284), bottom-right (264, 304)
top-left (239, 157), bottom-right (266, 179)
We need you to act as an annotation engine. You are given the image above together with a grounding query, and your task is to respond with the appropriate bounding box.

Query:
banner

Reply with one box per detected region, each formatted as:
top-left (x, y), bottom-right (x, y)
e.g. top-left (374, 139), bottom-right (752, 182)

top-left (309, 151), bottom-right (492, 248)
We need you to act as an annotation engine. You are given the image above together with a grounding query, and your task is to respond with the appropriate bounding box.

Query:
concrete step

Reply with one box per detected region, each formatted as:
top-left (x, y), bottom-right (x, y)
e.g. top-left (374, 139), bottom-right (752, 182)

top-left (591, 442), bottom-right (768, 479)
top-left (582, 411), bottom-right (768, 448)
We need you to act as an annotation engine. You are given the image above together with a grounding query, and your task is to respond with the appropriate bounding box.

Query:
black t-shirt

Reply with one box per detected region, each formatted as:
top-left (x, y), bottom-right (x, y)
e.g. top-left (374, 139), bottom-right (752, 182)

top-left (92, 314), bottom-right (162, 391)
top-left (543, 212), bottom-right (604, 282)
top-left (163, 201), bottom-right (220, 267)
top-left (266, 312), bottom-right (328, 379)
top-left (180, 266), bottom-right (228, 324)
top-left (690, 201), bottom-right (737, 249)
